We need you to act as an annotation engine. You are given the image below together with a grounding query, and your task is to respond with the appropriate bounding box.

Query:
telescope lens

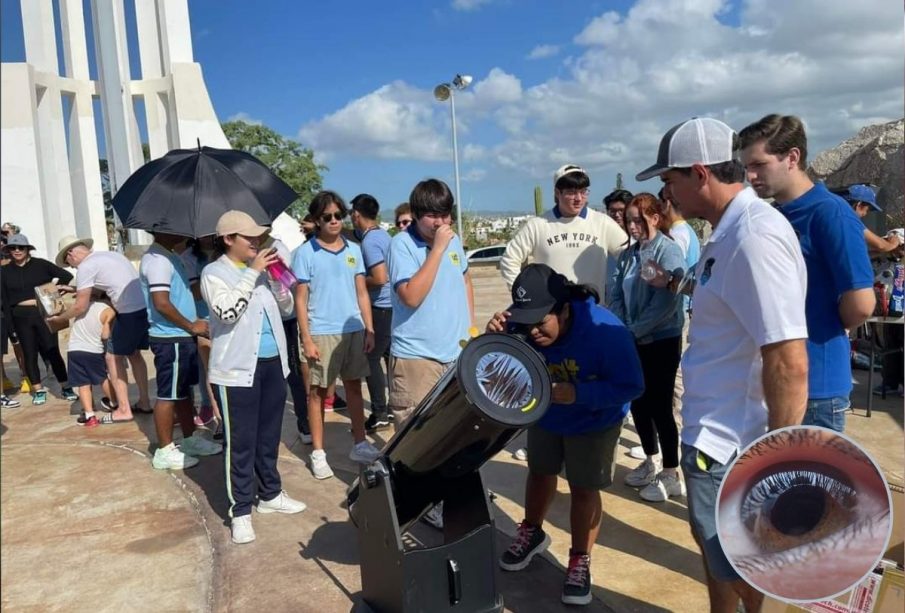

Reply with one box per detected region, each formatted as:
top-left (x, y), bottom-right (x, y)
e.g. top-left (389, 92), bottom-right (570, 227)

top-left (475, 352), bottom-right (534, 410)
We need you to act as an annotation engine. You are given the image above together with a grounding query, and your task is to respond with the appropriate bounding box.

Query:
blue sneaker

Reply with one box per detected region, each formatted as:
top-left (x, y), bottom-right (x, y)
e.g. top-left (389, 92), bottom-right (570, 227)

top-left (61, 387), bottom-right (78, 402)
top-left (32, 390), bottom-right (48, 406)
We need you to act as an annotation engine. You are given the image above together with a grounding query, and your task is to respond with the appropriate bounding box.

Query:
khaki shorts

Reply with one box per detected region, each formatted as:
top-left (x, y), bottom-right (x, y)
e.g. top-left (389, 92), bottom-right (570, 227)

top-left (388, 356), bottom-right (451, 429)
top-left (527, 419), bottom-right (624, 490)
top-left (307, 331), bottom-right (370, 388)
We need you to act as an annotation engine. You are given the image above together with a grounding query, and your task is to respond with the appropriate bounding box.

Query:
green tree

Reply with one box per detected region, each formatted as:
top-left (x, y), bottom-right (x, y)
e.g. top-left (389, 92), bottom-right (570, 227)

top-left (222, 120), bottom-right (326, 218)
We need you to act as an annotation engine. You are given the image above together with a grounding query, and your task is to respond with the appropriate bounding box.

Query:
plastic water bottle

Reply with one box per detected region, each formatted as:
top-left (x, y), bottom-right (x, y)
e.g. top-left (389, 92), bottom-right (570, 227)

top-left (889, 263), bottom-right (904, 317)
top-left (266, 258), bottom-right (297, 294)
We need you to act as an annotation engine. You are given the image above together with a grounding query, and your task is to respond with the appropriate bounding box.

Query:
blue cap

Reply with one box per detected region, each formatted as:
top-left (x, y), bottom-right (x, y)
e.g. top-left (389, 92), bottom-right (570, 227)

top-left (841, 184), bottom-right (880, 212)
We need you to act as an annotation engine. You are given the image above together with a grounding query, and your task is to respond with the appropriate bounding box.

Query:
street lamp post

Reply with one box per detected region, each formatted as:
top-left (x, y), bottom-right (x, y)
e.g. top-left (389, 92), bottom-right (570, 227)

top-left (434, 73), bottom-right (472, 241)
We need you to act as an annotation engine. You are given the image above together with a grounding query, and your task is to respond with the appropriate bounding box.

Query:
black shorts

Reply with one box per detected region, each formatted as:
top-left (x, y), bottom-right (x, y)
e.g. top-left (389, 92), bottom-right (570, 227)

top-left (151, 339), bottom-right (198, 401)
top-left (106, 310), bottom-right (150, 356)
top-left (67, 351), bottom-right (108, 387)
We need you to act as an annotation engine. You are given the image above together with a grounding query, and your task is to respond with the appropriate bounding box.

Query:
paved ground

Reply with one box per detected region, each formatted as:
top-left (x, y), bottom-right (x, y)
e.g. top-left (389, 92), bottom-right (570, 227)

top-left (2, 265), bottom-right (902, 612)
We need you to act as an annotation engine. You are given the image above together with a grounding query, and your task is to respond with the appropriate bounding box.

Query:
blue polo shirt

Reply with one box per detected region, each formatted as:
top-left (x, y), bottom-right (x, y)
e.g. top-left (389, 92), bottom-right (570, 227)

top-left (357, 227), bottom-right (392, 308)
top-left (292, 237), bottom-right (366, 335)
top-left (140, 243), bottom-right (196, 340)
top-left (388, 225), bottom-right (470, 362)
top-left (778, 183), bottom-right (874, 399)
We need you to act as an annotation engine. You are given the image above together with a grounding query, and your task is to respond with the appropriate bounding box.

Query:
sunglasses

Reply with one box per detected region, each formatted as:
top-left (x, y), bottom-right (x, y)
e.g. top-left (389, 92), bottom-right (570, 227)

top-left (320, 212), bottom-right (344, 223)
top-left (396, 219), bottom-right (412, 227)
top-left (7, 245), bottom-right (27, 252)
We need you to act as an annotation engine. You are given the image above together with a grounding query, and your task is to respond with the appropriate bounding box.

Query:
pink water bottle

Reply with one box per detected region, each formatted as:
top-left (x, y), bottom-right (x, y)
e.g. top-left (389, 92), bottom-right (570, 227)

top-left (267, 258), bottom-right (297, 293)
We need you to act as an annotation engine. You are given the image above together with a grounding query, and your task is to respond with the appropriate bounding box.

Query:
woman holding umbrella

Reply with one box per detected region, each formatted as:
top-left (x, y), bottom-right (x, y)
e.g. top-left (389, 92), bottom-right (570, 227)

top-left (1, 234), bottom-right (77, 405)
top-left (201, 210), bottom-right (307, 545)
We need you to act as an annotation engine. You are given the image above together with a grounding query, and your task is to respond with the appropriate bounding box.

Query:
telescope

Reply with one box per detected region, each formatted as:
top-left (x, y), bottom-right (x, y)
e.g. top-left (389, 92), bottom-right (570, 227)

top-left (348, 333), bottom-right (552, 613)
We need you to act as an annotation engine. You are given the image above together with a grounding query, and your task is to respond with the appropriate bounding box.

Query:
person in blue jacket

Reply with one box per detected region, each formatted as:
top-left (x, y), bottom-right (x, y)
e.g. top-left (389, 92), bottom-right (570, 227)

top-left (486, 263), bottom-right (644, 607)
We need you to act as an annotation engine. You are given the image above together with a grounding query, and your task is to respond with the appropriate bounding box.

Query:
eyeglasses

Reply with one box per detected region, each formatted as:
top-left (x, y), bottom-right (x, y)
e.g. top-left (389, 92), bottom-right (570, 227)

top-left (559, 188), bottom-right (589, 198)
top-left (320, 212), bottom-right (344, 223)
top-left (396, 218), bottom-right (412, 228)
top-left (237, 234), bottom-right (264, 245)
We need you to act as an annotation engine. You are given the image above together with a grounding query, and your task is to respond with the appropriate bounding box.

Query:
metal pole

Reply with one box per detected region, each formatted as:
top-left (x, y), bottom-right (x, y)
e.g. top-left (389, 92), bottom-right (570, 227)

top-left (450, 90), bottom-right (464, 240)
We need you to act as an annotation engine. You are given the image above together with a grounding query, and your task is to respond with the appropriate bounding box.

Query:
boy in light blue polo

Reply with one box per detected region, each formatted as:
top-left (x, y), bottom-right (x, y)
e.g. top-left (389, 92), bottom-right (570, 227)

top-left (387, 179), bottom-right (474, 426)
top-left (292, 190), bottom-right (381, 480)
top-left (140, 232), bottom-right (222, 470)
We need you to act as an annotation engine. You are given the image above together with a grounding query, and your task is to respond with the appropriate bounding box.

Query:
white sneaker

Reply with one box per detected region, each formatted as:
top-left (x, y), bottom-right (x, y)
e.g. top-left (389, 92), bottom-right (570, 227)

top-left (628, 445), bottom-right (647, 460)
top-left (152, 444), bottom-right (199, 470)
top-left (257, 490), bottom-right (307, 514)
top-left (231, 514), bottom-right (256, 544)
top-left (180, 433), bottom-right (223, 457)
top-left (349, 440), bottom-right (381, 464)
top-left (422, 502), bottom-right (444, 530)
top-left (310, 449), bottom-right (334, 480)
top-left (513, 448), bottom-right (528, 461)
top-left (639, 472), bottom-right (686, 502)
top-left (624, 457), bottom-right (659, 487)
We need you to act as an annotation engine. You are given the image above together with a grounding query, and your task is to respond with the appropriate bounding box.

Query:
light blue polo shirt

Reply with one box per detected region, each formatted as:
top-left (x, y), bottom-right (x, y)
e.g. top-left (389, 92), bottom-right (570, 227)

top-left (140, 243), bottom-right (197, 340)
top-left (388, 226), bottom-right (470, 362)
top-left (357, 227), bottom-right (392, 309)
top-left (292, 238), bottom-right (366, 335)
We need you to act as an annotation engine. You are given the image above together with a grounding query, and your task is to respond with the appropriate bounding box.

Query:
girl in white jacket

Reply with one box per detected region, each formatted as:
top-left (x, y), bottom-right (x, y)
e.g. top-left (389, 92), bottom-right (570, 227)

top-left (201, 211), bottom-right (306, 545)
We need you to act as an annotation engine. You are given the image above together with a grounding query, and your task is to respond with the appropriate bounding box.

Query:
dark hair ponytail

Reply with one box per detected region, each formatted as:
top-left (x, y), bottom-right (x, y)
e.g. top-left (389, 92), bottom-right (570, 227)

top-left (553, 280), bottom-right (599, 313)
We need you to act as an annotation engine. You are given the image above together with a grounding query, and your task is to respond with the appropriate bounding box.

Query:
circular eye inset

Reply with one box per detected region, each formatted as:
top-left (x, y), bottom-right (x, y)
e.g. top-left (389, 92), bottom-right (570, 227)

top-left (717, 426), bottom-right (892, 602)
top-left (474, 351), bottom-right (533, 410)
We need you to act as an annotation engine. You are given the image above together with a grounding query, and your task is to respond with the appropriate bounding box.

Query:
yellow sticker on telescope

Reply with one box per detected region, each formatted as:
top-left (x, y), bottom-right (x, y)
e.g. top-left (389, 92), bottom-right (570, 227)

top-left (521, 398), bottom-right (537, 413)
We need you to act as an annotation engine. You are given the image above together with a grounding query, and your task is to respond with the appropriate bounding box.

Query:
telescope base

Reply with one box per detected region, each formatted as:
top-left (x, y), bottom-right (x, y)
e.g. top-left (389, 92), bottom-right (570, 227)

top-left (356, 468), bottom-right (504, 613)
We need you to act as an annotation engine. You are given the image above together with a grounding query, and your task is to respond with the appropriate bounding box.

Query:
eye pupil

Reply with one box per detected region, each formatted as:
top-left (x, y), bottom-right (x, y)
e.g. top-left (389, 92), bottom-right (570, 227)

top-left (768, 485), bottom-right (826, 536)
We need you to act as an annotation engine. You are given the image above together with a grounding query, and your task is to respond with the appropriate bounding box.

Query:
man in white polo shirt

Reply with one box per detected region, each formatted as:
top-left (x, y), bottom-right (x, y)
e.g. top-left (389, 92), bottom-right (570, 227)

top-left (51, 236), bottom-right (153, 422)
top-left (637, 117), bottom-right (809, 613)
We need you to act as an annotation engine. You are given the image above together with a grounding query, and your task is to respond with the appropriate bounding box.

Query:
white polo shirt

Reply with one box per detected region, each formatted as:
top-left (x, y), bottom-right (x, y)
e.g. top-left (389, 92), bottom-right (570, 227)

top-left (681, 187), bottom-right (808, 464)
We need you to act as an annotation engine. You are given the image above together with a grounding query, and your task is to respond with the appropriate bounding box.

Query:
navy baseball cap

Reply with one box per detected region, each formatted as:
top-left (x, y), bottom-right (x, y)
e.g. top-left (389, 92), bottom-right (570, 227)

top-left (839, 184), bottom-right (881, 212)
top-left (507, 264), bottom-right (571, 324)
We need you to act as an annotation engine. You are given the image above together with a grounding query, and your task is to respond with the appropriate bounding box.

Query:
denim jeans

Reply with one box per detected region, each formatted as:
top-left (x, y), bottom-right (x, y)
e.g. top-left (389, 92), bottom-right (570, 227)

top-left (801, 396), bottom-right (849, 432)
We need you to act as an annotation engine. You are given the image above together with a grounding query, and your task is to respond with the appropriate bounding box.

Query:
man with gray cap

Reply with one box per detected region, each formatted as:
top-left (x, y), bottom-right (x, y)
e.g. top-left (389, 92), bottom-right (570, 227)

top-left (50, 236), bottom-right (152, 421)
top-left (637, 117), bottom-right (809, 613)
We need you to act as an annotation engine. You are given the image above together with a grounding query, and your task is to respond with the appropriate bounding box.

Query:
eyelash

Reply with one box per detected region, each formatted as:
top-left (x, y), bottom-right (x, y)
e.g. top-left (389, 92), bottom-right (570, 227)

top-left (740, 469), bottom-right (856, 534)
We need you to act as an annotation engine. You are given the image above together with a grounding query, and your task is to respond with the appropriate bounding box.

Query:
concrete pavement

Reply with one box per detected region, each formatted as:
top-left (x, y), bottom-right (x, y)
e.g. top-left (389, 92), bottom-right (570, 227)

top-left (2, 265), bottom-right (902, 612)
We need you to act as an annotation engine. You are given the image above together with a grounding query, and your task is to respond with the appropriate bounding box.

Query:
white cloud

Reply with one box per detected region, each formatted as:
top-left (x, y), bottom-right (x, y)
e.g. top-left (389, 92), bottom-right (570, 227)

top-left (451, 0), bottom-right (494, 11)
top-left (226, 112), bottom-right (263, 126)
top-left (527, 44), bottom-right (560, 60)
top-left (298, 81), bottom-right (447, 161)
top-left (300, 0), bottom-right (903, 193)
top-left (462, 168), bottom-right (487, 182)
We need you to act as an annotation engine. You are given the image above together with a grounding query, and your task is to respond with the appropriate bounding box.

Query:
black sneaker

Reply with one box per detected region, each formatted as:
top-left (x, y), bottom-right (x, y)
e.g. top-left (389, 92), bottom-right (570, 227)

top-left (332, 395), bottom-right (347, 410)
top-left (561, 551), bottom-right (592, 606)
top-left (499, 521), bottom-right (550, 571)
top-left (61, 387), bottom-right (78, 402)
top-left (365, 413), bottom-right (391, 432)
top-left (100, 397), bottom-right (118, 412)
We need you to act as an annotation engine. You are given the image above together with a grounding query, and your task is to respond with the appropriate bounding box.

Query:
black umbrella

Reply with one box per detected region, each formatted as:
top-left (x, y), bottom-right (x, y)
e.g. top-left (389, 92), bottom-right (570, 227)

top-left (111, 145), bottom-right (299, 238)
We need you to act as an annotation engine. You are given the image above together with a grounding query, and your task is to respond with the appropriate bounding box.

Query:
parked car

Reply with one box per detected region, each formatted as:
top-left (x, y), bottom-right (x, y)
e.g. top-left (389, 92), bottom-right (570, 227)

top-left (466, 244), bottom-right (507, 264)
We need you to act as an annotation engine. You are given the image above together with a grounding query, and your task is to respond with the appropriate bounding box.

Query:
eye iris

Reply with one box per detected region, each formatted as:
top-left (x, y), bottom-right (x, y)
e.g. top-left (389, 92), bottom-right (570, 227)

top-left (768, 484), bottom-right (825, 536)
top-left (740, 466), bottom-right (857, 554)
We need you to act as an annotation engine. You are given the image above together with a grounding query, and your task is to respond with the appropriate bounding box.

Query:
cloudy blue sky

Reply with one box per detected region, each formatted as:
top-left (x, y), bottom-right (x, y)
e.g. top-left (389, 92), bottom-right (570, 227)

top-left (2, 0), bottom-right (903, 214)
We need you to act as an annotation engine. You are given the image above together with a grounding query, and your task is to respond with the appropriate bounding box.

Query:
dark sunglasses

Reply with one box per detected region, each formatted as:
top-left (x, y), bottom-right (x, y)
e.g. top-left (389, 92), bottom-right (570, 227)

top-left (7, 245), bottom-right (27, 252)
top-left (396, 219), bottom-right (412, 227)
top-left (320, 212), bottom-right (344, 223)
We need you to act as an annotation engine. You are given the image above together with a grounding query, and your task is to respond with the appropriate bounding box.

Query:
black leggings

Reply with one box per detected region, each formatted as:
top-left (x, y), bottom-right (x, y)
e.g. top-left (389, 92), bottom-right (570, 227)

top-left (630, 335), bottom-right (681, 468)
top-left (10, 305), bottom-right (68, 386)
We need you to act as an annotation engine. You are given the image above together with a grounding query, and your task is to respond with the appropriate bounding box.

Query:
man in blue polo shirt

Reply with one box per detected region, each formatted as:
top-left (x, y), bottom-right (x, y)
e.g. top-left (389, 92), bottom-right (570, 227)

top-left (293, 190), bottom-right (381, 480)
top-left (351, 193), bottom-right (393, 432)
top-left (740, 114), bottom-right (875, 431)
top-left (387, 178), bottom-right (474, 529)
top-left (140, 232), bottom-right (222, 470)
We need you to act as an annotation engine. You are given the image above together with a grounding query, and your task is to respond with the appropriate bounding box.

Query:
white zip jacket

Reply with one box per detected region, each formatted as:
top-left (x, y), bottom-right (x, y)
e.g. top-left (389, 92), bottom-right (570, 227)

top-left (200, 255), bottom-right (290, 387)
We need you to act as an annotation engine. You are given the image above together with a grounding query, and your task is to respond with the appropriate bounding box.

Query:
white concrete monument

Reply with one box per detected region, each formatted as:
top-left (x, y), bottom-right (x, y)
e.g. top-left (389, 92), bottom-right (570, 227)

top-left (1, 0), bottom-right (234, 259)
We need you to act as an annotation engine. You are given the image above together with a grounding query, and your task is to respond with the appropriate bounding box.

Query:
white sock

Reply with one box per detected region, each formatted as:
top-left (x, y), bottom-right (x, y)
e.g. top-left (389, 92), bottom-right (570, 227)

top-left (84, 411), bottom-right (95, 419)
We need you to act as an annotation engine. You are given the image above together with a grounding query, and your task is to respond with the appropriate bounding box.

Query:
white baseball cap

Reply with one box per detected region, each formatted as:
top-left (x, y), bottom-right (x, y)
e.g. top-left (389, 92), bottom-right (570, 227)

top-left (636, 118), bottom-right (737, 181)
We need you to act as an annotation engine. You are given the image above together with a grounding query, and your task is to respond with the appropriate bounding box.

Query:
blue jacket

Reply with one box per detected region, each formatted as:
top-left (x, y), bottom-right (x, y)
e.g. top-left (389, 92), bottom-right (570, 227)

top-left (609, 232), bottom-right (685, 344)
top-left (534, 297), bottom-right (644, 435)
